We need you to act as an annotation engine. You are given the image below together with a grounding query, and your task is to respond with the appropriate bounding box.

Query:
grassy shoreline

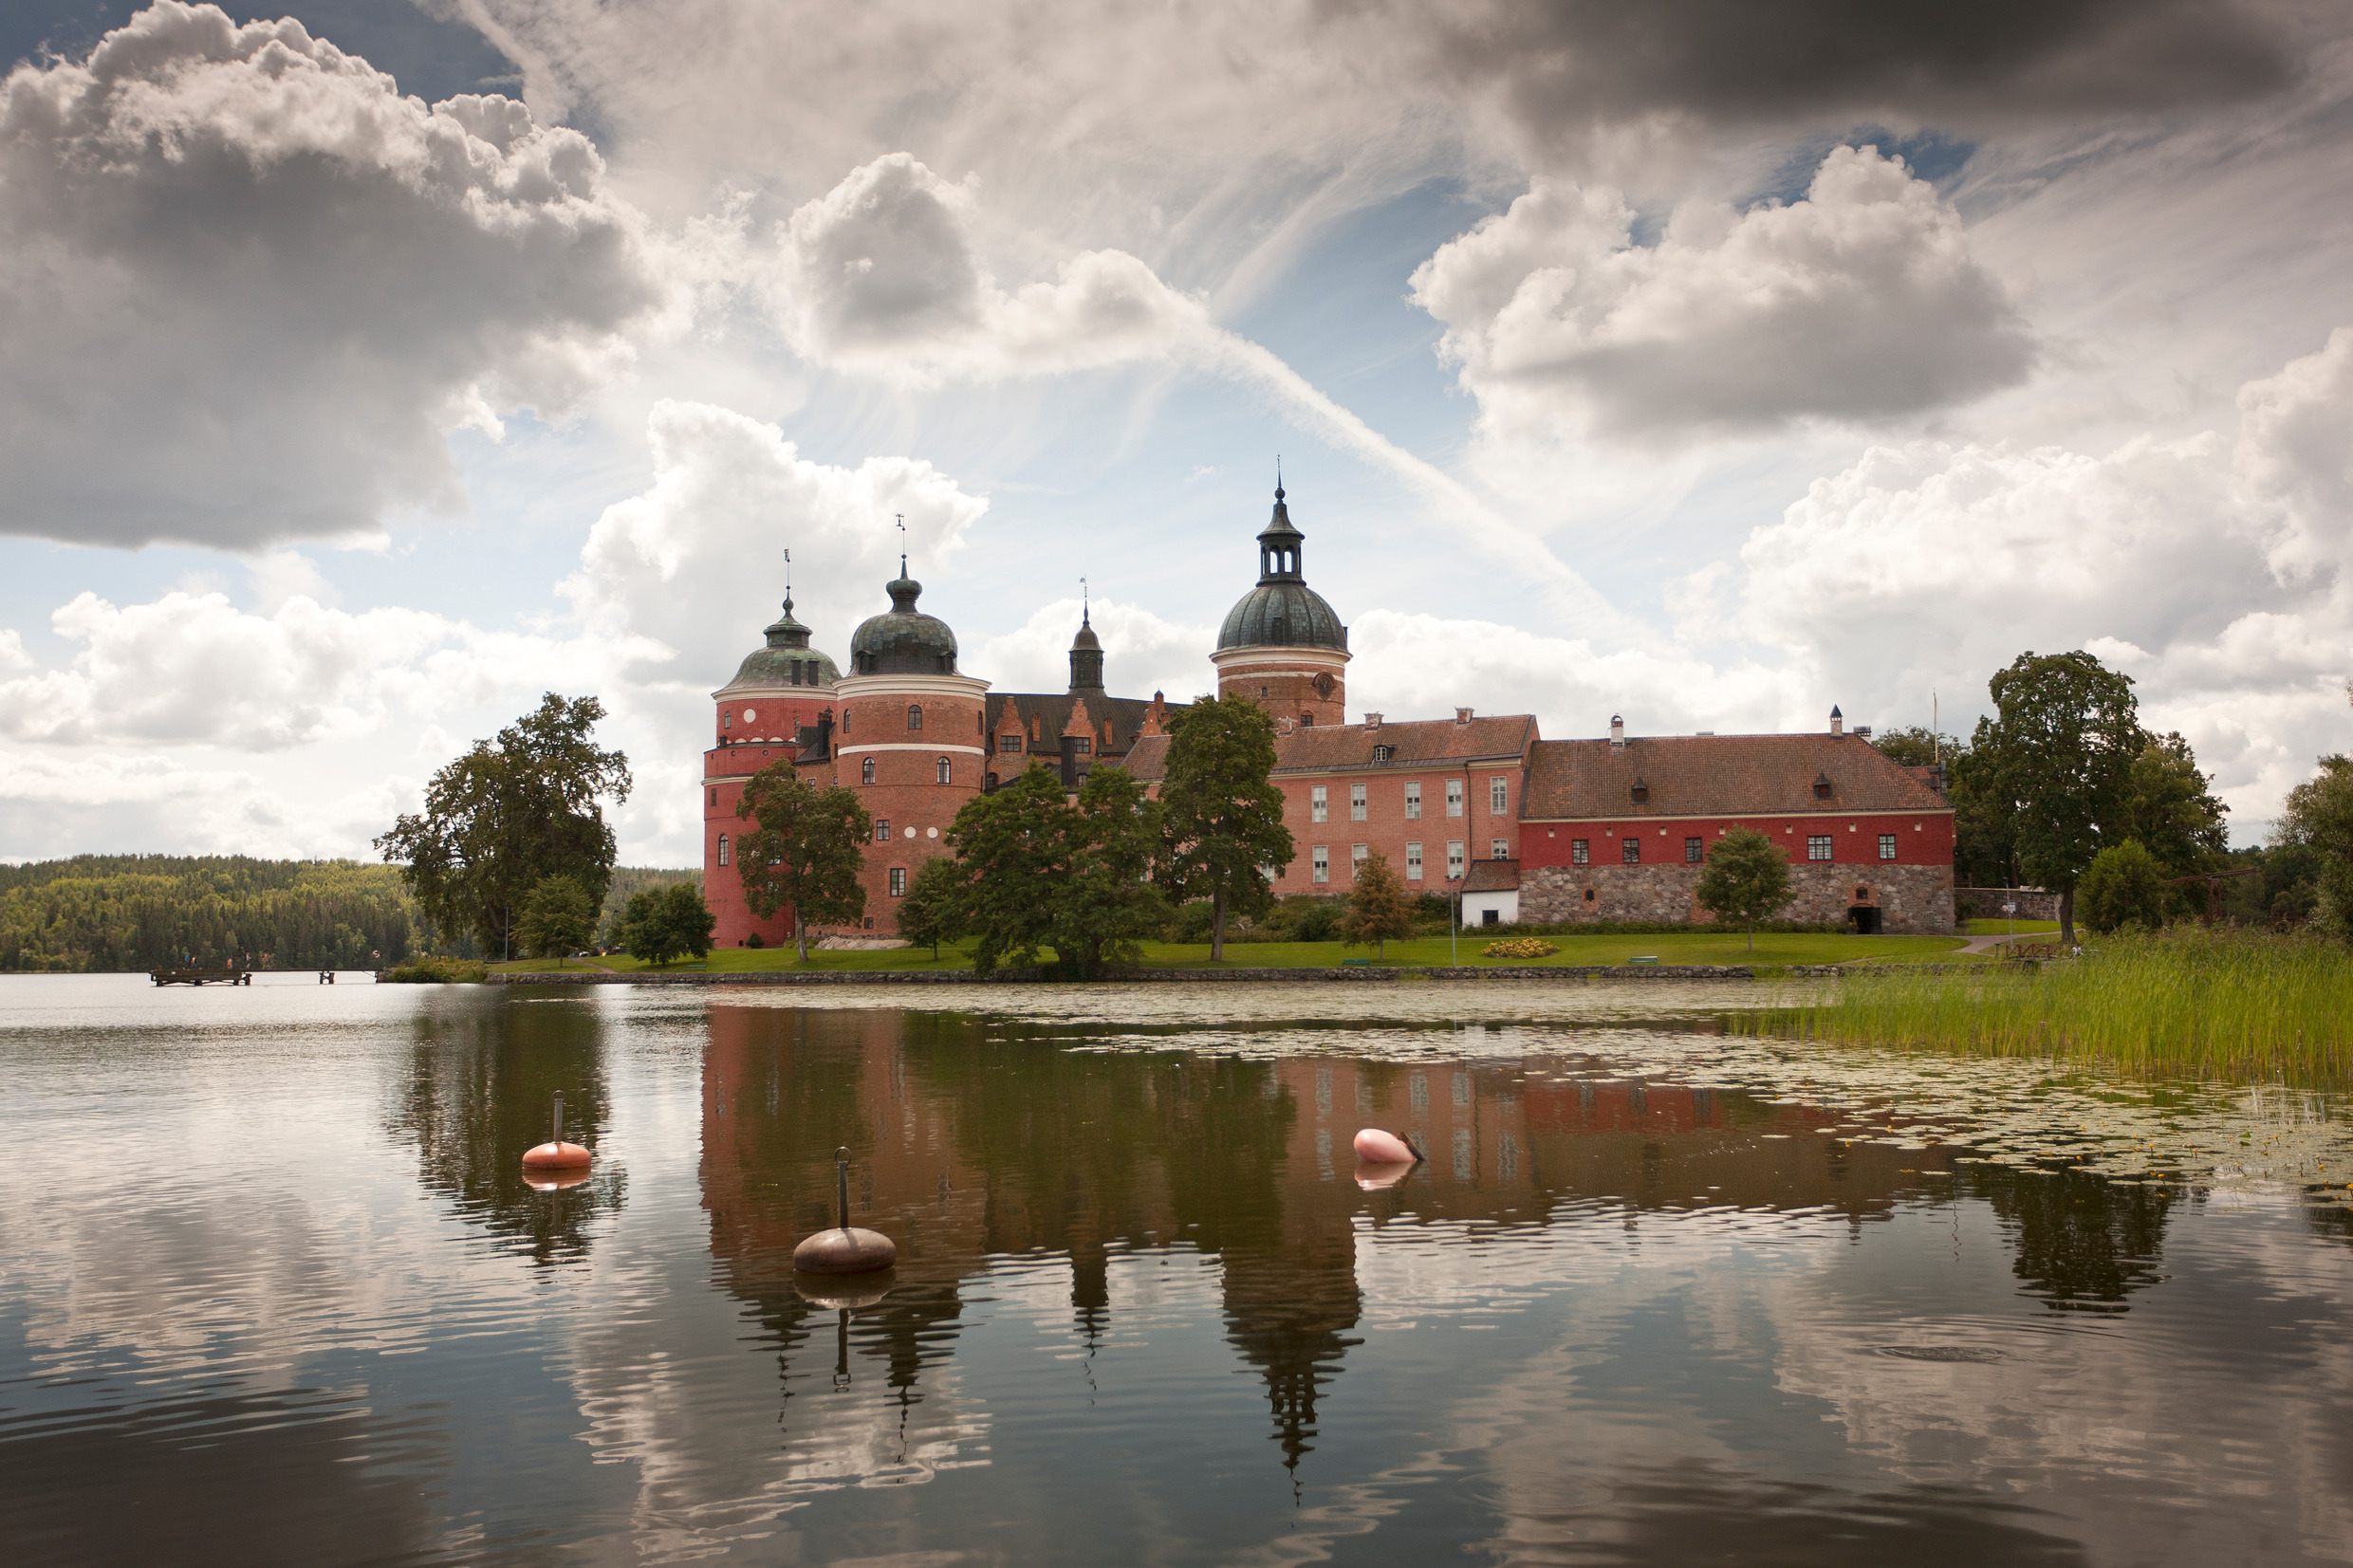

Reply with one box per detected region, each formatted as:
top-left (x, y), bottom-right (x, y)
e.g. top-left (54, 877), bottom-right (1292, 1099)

top-left (1732, 930), bottom-right (2353, 1084)
top-left (492, 930), bottom-right (1975, 977)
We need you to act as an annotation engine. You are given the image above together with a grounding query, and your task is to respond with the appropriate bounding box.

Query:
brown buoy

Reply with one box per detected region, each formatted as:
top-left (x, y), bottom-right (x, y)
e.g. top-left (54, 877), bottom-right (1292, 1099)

top-left (792, 1145), bottom-right (897, 1274)
top-left (523, 1091), bottom-right (592, 1172)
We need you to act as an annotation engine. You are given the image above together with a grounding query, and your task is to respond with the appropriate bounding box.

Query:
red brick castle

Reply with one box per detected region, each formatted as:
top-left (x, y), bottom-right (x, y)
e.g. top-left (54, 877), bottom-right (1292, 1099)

top-left (702, 484), bottom-right (1955, 945)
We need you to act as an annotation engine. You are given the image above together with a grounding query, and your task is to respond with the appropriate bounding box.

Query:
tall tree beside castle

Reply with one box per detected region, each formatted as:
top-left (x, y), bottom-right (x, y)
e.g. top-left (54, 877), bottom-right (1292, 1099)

top-left (377, 694), bottom-right (631, 960)
top-left (734, 765), bottom-right (873, 962)
top-left (1157, 693), bottom-right (1293, 960)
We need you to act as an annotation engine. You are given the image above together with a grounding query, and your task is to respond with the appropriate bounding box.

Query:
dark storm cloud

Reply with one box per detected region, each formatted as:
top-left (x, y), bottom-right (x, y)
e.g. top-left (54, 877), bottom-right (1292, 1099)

top-left (1358, 0), bottom-right (2295, 148)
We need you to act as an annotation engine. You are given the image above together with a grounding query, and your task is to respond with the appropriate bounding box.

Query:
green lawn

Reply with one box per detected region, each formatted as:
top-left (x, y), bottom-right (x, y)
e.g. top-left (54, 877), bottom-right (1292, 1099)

top-left (494, 930), bottom-right (1972, 976)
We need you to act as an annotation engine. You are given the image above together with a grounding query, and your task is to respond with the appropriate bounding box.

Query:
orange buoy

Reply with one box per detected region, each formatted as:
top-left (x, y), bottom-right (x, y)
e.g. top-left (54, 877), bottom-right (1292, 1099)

top-left (793, 1146), bottom-right (897, 1275)
top-left (523, 1092), bottom-right (592, 1173)
top-left (1352, 1128), bottom-right (1420, 1164)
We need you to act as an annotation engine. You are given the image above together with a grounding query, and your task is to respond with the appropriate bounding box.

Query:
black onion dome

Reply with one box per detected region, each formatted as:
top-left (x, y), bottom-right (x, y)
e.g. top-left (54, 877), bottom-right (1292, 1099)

top-left (724, 596), bottom-right (840, 690)
top-left (849, 576), bottom-right (960, 675)
top-left (1215, 482), bottom-right (1346, 652)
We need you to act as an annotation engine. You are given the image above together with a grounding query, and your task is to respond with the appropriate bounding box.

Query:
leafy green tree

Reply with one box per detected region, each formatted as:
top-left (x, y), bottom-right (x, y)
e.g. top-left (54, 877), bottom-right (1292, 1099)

top-left (619, 882), bottom-right (716, 967)
top-left (2119, 731), bottom-right (2230, 878)
top-left (2078, 840), bottom-right (2169, 933)
top-left (1970, 651), bottom-right (2143, 945)
top-left (948, 763), bottom-right (1165, 977)
top-left (376, 693), bottom-right (631, 960)
top-left (1695, 828), bottom-right (1793, 951)
top-left (897, 855), bottom-right (970, 960)
top-left (1340, 851), bottom-right (1415, 959)
top-left (2281, 754), bottom-right (2353, 941)
top-left (1869, 726), bottom-right (1963, 769)
top-left (734, 762), bottom-right (873, 962)
top-left (515, 876), bottom-right (596, 967)
top-left (1156, 693), bottom-right (1293, 961)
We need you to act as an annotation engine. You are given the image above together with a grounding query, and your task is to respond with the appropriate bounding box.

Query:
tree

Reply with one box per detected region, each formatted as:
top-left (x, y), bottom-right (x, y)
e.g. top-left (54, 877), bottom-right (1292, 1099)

top-left (1695, 828), bottom-right (1793, 951)
top-left (2119, 731), bottom-right (2230, 878)
top-left (733, 763), bottom-right (873, 962)
top-left (898, 855), bottom-right (970, 960)
top-left (2281, 754), bottom-right (2353, 941)
top-left (515, 876), bottom-right (596, 967)
top-left (376, 693), bottom-right (631, 960)
top-left (2078, 840), bottom-right (2169, 934)
top-left (1870, 726), bottom-right (1963, 769)
top-left (1340, 851), bottom-right (1415, 959)
top-left (1971, 651), bottom-right (2143, 945)
top-left (618, 882), bottom-right (715, 967)
top-left (1156, 693), bottom-right (1294, 961)
top-left (948, 763), bottom-right (1166, 978)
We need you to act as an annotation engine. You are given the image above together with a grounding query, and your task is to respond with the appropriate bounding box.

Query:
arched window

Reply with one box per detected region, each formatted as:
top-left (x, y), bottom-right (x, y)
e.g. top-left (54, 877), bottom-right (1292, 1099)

top-left (716, 835), bottom-right (730, 866)
top-left (722, 710), bottom-right (732, 729)
top-left (862, 757), bottom-right (876, 784)
top-left (907, 704), bottom-right (922, 730)
top-left (936, 756), bottom-right (952, 784)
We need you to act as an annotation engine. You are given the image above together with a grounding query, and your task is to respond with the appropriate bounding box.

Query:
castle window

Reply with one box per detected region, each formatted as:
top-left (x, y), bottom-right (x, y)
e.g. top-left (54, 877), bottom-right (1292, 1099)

top-left (1405, 781), bottom-right (1422, 819)
top-left (1808, 834), bottom-right (1833, 860)
top-left (1491, 778), bottom-right (1509, 813)
top-left (1812, 772), bottom-right (1834, 800)
top-left (722, 710), bottom-right (732, 729)
top-left (936, 757), bottom-right (952, 784)
top-left (1571, 839), bottom-right (1589, 865)
top-left (1312, 845), bottom-right (1329, 883)
top-left (1584, 888), bottom-right (1596, 903)
top-left (1880, 834), bottom-right (1898, 860)
top-left (875, 819), bottom-right (890, 843)
top-left (1491, 839), bottom-right (1508, 859)
top-left (789, 663), bottom-right (801, 687)
top-left (1447, 840), bottom-right (1465, 877)
top-left (1072, 738), bottom-right (1091, 755)
top-left (862, 757), bottom-right (877, 784)
top-left (986, 772), bottom-right (998, 792)
top-left (1300, 713), bottom-right (1314, 727)
top-left (707, 787), bottom-right (716, 806)
top-left (1685, 837), bottom-right (1704, 863)
top-left (889, 867), bottom-right (906, 897)
top-left (1352, 843), bottom-right (1368, 876)
top-left (1629, 780), bottom-right (1648, 805)
top-left (1621, 837), bottom-right (1640, 864)
top-left (907, 704), bottom-right (922, 730)
top-left (1373, 745), bottom-right (1393, 763)
top-left (1406, 842), bottom-right (1423, 880)
top-left (1446, 780), bottom-right (1464, 818)
top-left (716, 835), bottom-right (729, 866)
top-left (1002, 734), bottom-right (1023, 753)
top-left (1311, 786), bottom-right (1327, 823)
top-left (1350, 783), bottom-right (1366, 821)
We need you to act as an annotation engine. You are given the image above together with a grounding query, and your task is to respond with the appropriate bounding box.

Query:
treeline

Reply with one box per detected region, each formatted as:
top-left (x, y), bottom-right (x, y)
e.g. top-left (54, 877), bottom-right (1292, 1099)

top-left (0, 856), bottom-right (423, 972)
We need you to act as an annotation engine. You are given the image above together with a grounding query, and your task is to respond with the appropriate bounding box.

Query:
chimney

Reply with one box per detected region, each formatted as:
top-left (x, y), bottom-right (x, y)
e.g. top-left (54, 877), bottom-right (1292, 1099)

top-left (1363, 712), bottom-right (1382, 730)
top-left (1454, 707), bottom-right (1473, 726)
top-left (1609, 713), bottom-right (1625, 750)
top-left (1276, 715), bottom-right (1297, 737)
top-left (1853, 724), bottom-right (1873, 742)
top-left (1829, 705), bottom-right (1844, 737)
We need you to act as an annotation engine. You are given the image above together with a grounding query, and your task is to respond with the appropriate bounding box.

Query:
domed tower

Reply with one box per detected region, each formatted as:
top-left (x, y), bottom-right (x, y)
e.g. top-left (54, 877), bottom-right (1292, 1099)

top-left (1068, 606), bottom-right (1103, 693)
top-left (837, 564), bottom-right (990, 935)
top-left (1214, 479), bottom-right (1348, 727)
top-left (706, 589), bottom-right (842, 949)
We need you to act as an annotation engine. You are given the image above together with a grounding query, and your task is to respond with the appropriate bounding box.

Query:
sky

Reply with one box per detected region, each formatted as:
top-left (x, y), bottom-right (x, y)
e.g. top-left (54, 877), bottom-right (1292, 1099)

top-left (1, 0), bottom-right (2349, 866)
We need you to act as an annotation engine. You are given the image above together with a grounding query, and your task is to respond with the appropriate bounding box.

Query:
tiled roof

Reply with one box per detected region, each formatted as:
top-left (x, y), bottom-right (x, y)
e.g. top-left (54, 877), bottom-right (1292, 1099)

top-left (1461, 858), bottom-right (1520, 893)
top-left (1522, 733), bottom-right (1951, 820)
top-left (1122, 732), bottom-right (1171, 781)
top-left (1270, 714), bottom-right (1535, 775)
top-left (987, 692), bottom-right (1174, 759)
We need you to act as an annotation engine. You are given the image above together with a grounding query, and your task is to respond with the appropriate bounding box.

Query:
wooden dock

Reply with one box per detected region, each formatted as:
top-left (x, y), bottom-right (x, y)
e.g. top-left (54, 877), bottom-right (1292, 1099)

top-left (150, 968), bottom-right (252, 987)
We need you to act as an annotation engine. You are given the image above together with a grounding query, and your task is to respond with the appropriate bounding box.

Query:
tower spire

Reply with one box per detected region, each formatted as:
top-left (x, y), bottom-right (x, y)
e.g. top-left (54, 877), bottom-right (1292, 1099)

top-left (1082, 576), bottom-right (1089, 625)
top-left (895, 514), bottom-right (906, 579)
top-left (1275, 453), bottom-right (1284, 501)
top-left (782, 546), bottom-right (792, 612)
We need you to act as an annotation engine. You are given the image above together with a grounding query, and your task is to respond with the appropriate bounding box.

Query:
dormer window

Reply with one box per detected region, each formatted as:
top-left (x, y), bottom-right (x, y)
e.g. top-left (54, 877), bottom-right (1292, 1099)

top-left (1813, 771), bottom-right (1834, 800)
top-left (1630, 778), bottom-right (1649, 804)
top-left (1373, 745), bottom-right (1393, 763)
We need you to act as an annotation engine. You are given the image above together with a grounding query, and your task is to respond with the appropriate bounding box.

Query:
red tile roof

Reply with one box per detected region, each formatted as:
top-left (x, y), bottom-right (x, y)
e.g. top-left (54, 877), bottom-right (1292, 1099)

top-left (1116, 713), bottom-right (1535, 783)
top-left (1460, 858), bottom-right (1520, 893)
top-left (1522, 733), bottom-right (1951, 820)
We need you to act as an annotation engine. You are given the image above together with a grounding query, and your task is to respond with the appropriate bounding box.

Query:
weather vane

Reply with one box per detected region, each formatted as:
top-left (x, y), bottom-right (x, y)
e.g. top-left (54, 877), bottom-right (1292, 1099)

top-left (1081, 575), bottom-right (1089, 622)
top-left (895, 514), bottom-right (906, 577)
top-left (782, 546), bottom-right (791, 601)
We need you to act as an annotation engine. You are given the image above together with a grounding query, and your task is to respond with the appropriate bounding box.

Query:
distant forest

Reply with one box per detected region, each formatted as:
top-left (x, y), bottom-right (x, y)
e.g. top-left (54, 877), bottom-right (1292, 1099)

top-left (0, 856), bottom-right (698, 973)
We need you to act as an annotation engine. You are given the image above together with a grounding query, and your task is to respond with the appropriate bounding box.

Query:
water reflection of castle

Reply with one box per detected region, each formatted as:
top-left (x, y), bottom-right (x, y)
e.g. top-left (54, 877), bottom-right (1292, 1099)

top-left (693, 1004), bottom-right (2173, 1482)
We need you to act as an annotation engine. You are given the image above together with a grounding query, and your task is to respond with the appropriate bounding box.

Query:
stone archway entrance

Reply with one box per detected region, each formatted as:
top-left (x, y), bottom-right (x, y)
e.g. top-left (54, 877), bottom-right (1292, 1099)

top-left (1848, 885), bottom-right (1881, 934)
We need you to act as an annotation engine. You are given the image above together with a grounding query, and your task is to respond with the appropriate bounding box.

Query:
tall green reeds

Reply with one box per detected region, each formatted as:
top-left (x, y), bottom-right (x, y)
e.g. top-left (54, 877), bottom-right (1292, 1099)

top-left (1740, 929), bottom-right (2353, 1083)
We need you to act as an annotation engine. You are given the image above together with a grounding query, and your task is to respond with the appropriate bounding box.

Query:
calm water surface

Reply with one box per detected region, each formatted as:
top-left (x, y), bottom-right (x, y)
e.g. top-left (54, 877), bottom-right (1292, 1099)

top-left (4, 974), bottom-right (2351, 1566)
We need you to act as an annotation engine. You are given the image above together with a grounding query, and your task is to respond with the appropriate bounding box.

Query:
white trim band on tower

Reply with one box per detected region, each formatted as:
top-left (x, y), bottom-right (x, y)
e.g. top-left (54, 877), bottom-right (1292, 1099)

top-left (838, 744), bottom-right (987, 757)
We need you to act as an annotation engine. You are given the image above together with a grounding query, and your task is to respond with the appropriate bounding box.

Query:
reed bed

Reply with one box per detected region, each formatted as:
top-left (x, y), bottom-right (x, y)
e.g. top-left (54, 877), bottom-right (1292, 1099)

top-left (1738, 929), bottom-right (2353, 1084)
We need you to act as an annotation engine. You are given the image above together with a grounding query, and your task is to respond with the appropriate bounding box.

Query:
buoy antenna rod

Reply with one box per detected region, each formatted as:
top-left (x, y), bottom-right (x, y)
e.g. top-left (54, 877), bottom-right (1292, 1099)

top-left (553, 1091), bottom-right (564, 1144)
top-left (836, 1145), bottom-right (852, 1233)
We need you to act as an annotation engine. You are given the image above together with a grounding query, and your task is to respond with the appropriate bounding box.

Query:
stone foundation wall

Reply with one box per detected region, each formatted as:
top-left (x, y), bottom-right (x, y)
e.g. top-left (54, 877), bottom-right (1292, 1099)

top-left (1955, 887), bottom-right (2059, 921)
top-left (1521, 861), bottom-right (1955, 934)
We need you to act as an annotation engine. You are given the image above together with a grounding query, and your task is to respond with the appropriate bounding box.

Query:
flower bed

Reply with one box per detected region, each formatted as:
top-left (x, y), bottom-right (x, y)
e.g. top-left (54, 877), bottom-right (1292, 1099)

top-left (1481, 938), bottom-right (1558, 960)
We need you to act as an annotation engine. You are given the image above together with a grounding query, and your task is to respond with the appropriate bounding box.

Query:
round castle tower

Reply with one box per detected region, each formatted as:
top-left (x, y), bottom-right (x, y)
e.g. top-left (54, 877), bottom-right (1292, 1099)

top-left (1214, 480), bottom-right (1348, 727)
top-left (836, 568), bottom-right (989, 934)
top-left (705, 592), bottom-right (842, 949)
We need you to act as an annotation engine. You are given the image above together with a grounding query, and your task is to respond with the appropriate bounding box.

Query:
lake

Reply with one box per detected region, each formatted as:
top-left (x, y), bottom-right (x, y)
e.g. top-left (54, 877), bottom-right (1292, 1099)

top-left (4, 973), bottom-right (2350, 1566)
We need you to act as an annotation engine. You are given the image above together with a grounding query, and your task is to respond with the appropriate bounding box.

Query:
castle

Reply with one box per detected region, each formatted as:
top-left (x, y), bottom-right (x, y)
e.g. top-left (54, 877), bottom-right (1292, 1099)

top-left (700, 483), bottom-right (1956, 946)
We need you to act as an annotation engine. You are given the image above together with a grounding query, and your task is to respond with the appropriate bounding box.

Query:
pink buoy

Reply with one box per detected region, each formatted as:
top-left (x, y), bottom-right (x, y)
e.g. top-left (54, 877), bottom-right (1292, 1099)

top-left (1352, 1128), bottom-right (1419, 1164)
top-left (793, 1146), bottom-right (898, 1276)
top-left (523, 1092), bottom-right (592, 1172)
top-left (1355, 1162), bottom-right (1415, 1191)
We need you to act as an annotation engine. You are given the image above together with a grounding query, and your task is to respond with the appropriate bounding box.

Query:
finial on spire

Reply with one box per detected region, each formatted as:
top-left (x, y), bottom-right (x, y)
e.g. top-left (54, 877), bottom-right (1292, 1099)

top-left (895, 514), bottom-right (906, 578)
top-left (782, 546), bottom-right (792, 610)
top-left (1081, 576), bottom-right (1089, 625)
top-left (1275, 453), bottom-right (1284, 501)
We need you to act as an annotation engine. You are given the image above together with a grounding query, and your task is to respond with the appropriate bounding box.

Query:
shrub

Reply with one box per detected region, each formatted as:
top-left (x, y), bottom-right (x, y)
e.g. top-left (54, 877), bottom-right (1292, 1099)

top-left (381, 955), bottom-right (486, 983)
top-left (2079, 839), bottom-right (2169, 932)
top-left (745, 932), bottom-right (763, 949)
top-left (1482, 938), bottom-right (1557, 960)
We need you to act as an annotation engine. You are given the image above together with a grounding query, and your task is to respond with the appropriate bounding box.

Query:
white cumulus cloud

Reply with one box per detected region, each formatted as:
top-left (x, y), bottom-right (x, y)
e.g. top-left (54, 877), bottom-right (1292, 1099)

top-left (0, 1), bottom-right (675, 548)
top-left (971, 597), bottom-right (1215, 705)
top-left (1412, 146), bottom-right (2034, 444)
